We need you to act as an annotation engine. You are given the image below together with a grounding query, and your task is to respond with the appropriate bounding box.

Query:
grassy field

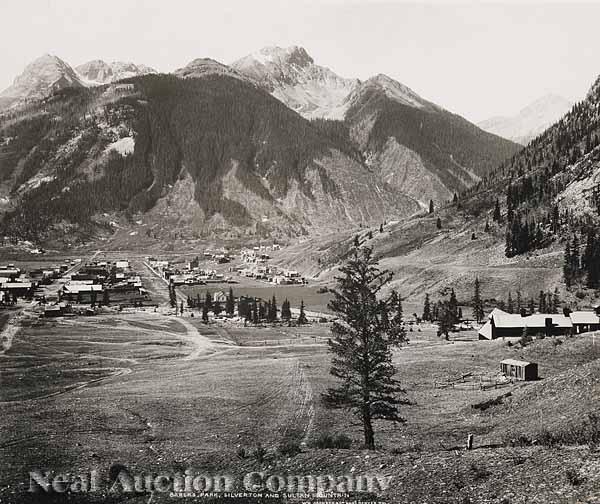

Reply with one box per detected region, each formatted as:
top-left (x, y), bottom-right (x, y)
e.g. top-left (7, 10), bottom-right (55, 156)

top-left (2, 254), bottom-right (600, 503)
top-left (2, 299), bottom-right (600, 503)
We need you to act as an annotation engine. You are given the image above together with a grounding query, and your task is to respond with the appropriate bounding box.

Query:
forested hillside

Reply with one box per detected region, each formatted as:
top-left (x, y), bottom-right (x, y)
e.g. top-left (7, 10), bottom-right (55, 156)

top-left (345, 84), bottom-right (521, 195)
top-left (0, 74), bottom-right (418, 244)
top-left (457, 74), bottom-right (600, 274)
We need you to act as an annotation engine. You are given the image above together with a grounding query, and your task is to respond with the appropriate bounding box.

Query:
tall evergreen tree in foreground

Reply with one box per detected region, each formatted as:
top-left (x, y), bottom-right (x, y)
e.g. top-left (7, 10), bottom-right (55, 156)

top-left (323, 247), bottom-right (408, 449)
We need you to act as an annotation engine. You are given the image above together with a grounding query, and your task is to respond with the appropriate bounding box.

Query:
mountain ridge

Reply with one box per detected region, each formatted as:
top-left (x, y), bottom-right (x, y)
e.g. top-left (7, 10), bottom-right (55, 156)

top-left (478, 94), bottom-right (573, 145)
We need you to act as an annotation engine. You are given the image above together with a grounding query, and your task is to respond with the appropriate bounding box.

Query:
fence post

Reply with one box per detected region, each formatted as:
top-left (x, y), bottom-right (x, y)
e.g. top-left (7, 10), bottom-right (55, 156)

top-left (466, 434), bottom-right (473, 450)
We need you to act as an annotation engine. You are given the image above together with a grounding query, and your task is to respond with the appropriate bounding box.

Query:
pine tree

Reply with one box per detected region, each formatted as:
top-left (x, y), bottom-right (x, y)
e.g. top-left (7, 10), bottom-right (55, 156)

top-left (429, 199), bottom-right (434, 214)
top-left (449, 288), bottom-right (458, 322)
top-left (538, 290), bottom-right (547, 313)
top-left (528, 297), bottom-right (536, 315)
top-left (422, 293), bottom-right (432, 322)
top-left (169, 284), bottom-right (177, 309)
top-left (269, 294), bottom-right (278, 322)
top-left (297, 299), bottom-right (308, 325)
top-left (205, 291), bottom-right (213, 312)
top-left (552, 288), bottom-right (560, 314)
top-left (202, 302), bottom-right (209, 323)
top-left (354, 235), bottom-right (360, 248)
top-left (493, 199), bottom-right (501, 222)
top-left (322, 247), bottom-right (408, 449)
top-left (437, 301), bottom-right (455, 340)
top-left (516, 290), bottom-right (522, 313)
top-left (436, 217), bottom-right (442, 229)
top-left (281, 299), bottom-right (292, 320)
top-left (507, 292), bottom-right (514, 314)
top-left (213, 302), bottom-right (222, 316)
top-left (571, 234), bottom-right (581, 281)
top-left (472, 277), bottom-right (484, 323)
top-left (453, 193), bottom-right (458, 205)
top-left (484, 220), bottom-right (490, 233)
top-left (379, 223), bottom-right (384, 233)
top-left (563, 238), bottom-right (573, 288)
top-left (226, 287), bottom-right (235, 316)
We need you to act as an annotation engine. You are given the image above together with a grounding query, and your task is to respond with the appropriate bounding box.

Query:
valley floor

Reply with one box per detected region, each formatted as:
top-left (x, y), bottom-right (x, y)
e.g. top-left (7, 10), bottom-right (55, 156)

top-left (1, 260), bottom-right (600, 503)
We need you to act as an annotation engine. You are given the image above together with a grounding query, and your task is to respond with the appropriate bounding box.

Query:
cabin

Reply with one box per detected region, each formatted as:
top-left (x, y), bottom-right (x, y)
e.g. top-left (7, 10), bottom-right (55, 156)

top-left (500, 359), bottom-right (538, 381)
top-left (570, 311), bottom-right (600, 334)
top-left (479, 308), bottom-right (573, 339)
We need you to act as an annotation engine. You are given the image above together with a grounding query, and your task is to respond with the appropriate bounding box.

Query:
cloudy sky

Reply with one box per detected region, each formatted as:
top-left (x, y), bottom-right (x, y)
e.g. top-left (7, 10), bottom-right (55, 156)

top-left (1, 0), bottom-right (599, 122)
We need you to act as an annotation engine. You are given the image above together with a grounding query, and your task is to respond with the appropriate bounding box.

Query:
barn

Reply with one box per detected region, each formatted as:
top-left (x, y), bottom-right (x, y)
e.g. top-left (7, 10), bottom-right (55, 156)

top-left (479, 308), bottom-right (573, 339)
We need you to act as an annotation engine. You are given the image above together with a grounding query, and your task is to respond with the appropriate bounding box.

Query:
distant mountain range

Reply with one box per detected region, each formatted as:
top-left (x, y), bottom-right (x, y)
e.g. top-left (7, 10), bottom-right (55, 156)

top-left (75, 59), bottom-right (156, 85)
top-left (0, 54), bottom-right (155, 109)
top-left (478, 94), bottom-right (573, 145)
top-left (0, 47), bottom-right (521, 244)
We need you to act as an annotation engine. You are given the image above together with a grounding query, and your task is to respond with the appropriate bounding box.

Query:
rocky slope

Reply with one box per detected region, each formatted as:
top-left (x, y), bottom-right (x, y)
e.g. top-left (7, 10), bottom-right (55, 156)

top-left (232, 46), bottom-right (359, 119)
top-left (75, 60), bottom-right (156, 85)
top-left (478, 94), bottom-right (573, 145)
top-left (0, 54), bottom-right (85, 110)
top-left (345, 74), bottom-right (521, 205)
top-left (233, 47), bottom-right (520, 206)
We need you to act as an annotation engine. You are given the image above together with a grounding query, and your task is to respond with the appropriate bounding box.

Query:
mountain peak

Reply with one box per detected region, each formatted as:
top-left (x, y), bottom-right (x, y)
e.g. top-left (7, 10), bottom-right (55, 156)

top-left (231, 45), bottom-right (357, 119)
top-left (0, 54), bottom-right (84, 108)
top-left (478, 93), bottom-right (573, 145)
top-left (174, 58), bottom-right (250, 82)
top-left (354, 73), bottom-right (434, 110)
top-left (248, 45), bottom-right (314, 68)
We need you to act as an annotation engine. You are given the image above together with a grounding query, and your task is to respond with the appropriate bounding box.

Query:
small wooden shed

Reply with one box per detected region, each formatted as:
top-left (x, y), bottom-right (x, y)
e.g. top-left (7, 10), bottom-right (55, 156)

top-left (500, 359), bottom-right (538, 381)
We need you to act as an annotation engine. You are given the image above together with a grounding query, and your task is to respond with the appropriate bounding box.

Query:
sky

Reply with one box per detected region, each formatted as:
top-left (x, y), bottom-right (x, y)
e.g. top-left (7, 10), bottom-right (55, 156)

top-left (1, 0), bottom-right (599, 122)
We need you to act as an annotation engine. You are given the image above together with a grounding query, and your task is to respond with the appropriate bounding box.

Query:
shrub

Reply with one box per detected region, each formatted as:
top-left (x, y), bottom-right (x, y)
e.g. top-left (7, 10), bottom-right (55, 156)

top-left (566, 468), bottom-right (585, 486)
top-left (310, 432), bottom-right (351, 449)
top-left (252, 443), bottom-right (267, 464)
top-left (470, 463), bottom-right (491, 481)
top-left (277, 438), bottom-right (302, 458)
top-left (235, 446), bottom-right (247, 459)
top-left (519, 330), bottom-right (533, 347)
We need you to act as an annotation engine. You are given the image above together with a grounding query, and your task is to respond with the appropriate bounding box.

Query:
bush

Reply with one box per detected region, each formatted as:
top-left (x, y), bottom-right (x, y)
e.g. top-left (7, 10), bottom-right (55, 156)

top-left (566, 468), bottom-right (585, 486)
top-left (310, 432), bottom-right (351, 449)
top-left (235, 446), bottom-right (247, 459)
top-left (252, 443), bottom-right (267, 464)
top-left (277, 438), bottom-right (302, 458)
top-left (519, 332), bottom-right (533, 347)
